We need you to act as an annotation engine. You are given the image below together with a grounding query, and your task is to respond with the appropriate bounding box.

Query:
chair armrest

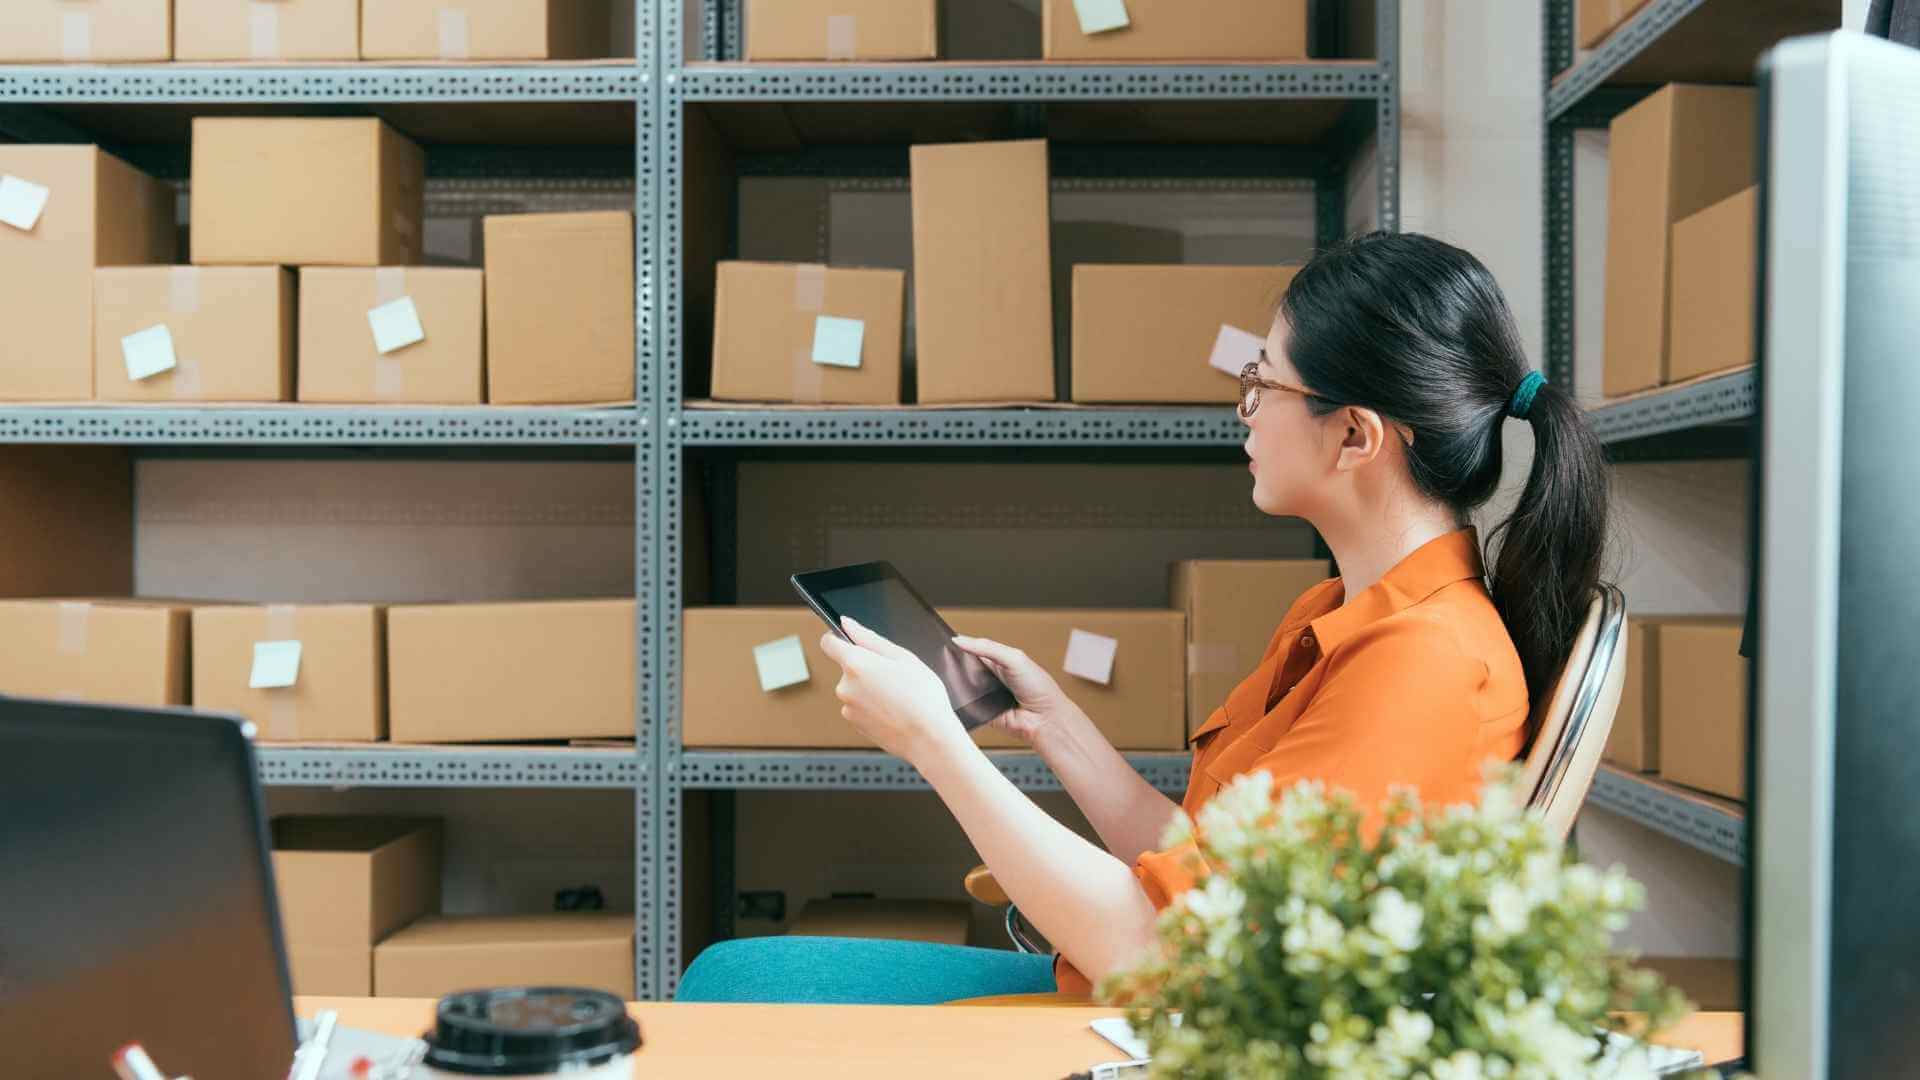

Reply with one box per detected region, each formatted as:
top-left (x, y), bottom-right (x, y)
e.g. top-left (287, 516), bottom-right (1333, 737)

top-left (963, 864), bottom-right (1009, 906)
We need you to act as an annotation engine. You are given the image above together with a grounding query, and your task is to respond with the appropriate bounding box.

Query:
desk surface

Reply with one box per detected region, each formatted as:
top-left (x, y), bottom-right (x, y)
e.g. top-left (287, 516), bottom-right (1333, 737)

top-left (299, 997), bottom-right (1744, 1076)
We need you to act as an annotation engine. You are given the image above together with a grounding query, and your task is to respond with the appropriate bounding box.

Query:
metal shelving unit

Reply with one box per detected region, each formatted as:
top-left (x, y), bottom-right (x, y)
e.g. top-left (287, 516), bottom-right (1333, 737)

top-left (0, 19), bottom-right (661, 994)
top-left (654, 0), bottom-right (1401, 997)
top-left (1587, 765), bottom-right (1745, 865)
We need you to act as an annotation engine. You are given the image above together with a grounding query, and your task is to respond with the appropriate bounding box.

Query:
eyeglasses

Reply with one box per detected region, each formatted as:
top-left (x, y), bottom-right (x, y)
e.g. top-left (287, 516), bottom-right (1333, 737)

top-left (1238, 361), bottom-right (1321, 419)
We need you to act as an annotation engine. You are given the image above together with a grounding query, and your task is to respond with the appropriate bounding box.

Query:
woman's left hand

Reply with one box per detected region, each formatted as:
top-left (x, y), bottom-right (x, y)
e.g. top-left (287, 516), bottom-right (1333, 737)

top-left (819, 617), bottom-right (967, 765)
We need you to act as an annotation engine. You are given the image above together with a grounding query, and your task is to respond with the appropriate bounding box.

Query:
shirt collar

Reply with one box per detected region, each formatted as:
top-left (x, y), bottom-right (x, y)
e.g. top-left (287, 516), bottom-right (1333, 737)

top-left (1308, 528), bottom-right (1488, 654)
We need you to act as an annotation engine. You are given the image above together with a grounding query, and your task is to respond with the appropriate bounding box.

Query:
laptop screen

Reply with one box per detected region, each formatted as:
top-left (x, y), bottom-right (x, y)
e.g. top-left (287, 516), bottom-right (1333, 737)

top-left (0, 698), bottom-right (298, 1080)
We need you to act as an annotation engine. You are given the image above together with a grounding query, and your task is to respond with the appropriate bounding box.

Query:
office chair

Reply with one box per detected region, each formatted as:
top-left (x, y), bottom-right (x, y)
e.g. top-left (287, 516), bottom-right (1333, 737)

top-left (961, 585), bottom-right (1631, 959)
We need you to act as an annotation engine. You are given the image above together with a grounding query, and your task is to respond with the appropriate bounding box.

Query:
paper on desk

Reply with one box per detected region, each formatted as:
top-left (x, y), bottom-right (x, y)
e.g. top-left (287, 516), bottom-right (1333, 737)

top-left (1091, 1017), bottom-right (1706, 1075)
top-left (295, 1016), bottom-right (426, 1080)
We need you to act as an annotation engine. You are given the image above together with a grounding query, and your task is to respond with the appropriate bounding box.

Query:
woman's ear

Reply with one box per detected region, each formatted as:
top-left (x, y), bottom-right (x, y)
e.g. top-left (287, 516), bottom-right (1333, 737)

top-left (1333, 405), bottom-right (1390, 473)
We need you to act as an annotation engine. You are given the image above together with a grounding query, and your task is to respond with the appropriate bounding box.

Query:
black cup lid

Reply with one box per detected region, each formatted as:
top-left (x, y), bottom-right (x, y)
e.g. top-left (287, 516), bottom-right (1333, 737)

top-left (423, 987), bottom-right (641, 1076)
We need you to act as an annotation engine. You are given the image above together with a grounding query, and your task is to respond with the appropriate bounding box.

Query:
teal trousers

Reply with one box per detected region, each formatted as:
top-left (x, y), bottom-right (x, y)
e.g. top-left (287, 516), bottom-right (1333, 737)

top-left (676, 935), bottom-right (1058, 1005)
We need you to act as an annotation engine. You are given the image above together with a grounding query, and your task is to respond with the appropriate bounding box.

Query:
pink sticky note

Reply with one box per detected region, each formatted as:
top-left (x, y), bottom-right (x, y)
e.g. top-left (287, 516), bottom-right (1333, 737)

top-left (1063, 629), bottom-right (1118, 686)
top-left (1209, 324), bottom-right (1265, 378)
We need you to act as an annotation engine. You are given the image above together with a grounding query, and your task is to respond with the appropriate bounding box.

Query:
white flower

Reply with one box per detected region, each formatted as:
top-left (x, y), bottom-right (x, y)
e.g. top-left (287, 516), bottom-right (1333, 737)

top-left (1485, 881), bottom-right (1531, 940)
top-left (1373, 1005), bottom-right (1435, 1060)
top-left (1369, 887), bottom-right (1425, 953)
top-left (1431, 1049), bottom-right (1486, 1080)
top-left (1181, 876), bottom-right (1247, 961)
top-left (1478, 779), bottom-right (1522, 824)
top-left (1159, 809), bottom-right (1194, 849)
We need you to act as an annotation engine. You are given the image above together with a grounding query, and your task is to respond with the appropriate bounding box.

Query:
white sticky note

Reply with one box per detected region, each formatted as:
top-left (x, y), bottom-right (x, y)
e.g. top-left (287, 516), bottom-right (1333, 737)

top-left (121, 325), bottom-right (179, 382)
top-left (811, 315), bottom-right (866, 369)
top-left (753, 635), bottom-right (811, 693)
top-left (0, 175), bottom-right (51, 232)
top-left (1209, 324), bottom-right (1265, 378)
top-left (249, 640), bottom-right (303, 690)
top-left (1063, 629), bottom-right (1119, 686)
top-left (1073, 0), bottom-right (1131, 35)
top-left (368, 296), bottom-right (426, 355)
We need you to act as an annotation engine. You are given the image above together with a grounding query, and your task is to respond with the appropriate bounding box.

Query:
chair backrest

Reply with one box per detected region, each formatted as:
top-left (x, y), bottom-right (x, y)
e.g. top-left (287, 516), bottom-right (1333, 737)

top-left (1518, 585), bottom-right (1628, 839)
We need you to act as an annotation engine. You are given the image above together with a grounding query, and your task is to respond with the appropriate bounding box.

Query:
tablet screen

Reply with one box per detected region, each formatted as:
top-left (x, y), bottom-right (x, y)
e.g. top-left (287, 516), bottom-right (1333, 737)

top-left (816, 577), bottom-right (999, 709)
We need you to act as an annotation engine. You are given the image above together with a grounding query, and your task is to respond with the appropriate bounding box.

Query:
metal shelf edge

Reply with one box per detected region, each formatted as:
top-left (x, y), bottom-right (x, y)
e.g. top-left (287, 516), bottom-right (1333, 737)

top-left (1546, 0), bottom-right (1709, 120)
top-left (1586, 765), bottom-right (1746, 865)
top-left (256, 746), bottom-right (644, 789)
top-left (0, 406), bottom-right (642, 445)
top-left (0, 64), bottom-right (643, 102)
top-left (675, 61), bottom-right (1390, 101)
top-left (677, 750), bottom-right (1191, 794)
top-left (1587, 368), bottom-right (1756, 444)
top-left (673, 406), bottom-right (1249, 446)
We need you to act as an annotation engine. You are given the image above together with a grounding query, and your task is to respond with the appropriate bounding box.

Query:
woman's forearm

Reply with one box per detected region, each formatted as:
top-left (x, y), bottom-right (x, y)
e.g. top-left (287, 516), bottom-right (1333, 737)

top-left (915, 737), bottom-right (1162, 987)
top-left (1033, 706), bottom-right (1183, 866)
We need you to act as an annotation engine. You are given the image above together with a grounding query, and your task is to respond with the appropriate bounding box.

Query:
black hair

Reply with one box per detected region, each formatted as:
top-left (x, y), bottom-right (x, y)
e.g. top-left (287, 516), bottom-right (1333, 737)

top-left (1279, 231), bottom-right (1610, 732)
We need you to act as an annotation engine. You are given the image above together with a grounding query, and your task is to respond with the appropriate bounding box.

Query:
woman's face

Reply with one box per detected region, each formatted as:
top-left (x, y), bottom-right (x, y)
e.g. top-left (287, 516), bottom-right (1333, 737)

top-left (1241, 316), bottom-right (1332, 519)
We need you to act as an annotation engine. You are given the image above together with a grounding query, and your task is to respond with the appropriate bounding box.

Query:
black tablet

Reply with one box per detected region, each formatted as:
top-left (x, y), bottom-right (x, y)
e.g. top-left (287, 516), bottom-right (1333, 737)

top-left (791, 561), bottom-right (1016, 730)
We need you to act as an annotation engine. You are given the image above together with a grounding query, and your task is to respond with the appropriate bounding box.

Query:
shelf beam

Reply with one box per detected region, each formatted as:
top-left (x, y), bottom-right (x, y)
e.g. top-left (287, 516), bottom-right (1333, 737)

top-left (0, 406), bottom-right (640, 445)
top-left (257, 746), bottom-right (643, 789)
top-left (1585, 765), bottom-right (1746, 865)
top-left (678, 750), bottom-right (1191, 795)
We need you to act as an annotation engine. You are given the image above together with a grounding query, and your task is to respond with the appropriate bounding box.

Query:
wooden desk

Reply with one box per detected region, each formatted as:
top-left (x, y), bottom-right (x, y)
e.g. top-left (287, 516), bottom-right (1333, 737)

top-left (299, 997), bottom-right (1745, 1077)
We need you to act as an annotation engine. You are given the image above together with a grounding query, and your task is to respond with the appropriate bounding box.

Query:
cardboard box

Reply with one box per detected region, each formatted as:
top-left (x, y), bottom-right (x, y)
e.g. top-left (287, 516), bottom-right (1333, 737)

top-left (298, 267), bottom-right (486, 405)
top-left (93, 267), bottom-right (294, 403)
top-left (270, 816), bottom-right (442, 946)
top-left (0, 599), bottom-right (187, 707)
top-left (1579, 0), bottom-right (1654, 49)
top-left (1603, 85), bottom-right (1756, 397)
top-left (484, 212), bottom-right (635, 404)
top-left (192, 605), bottom-right (386, 743)
top-left (1668, 186), bottom-right (1758, 384)
top-left (945, 608), bottom-right (1187, 751)
top-left (1072, 265), bottom-right (1298, 404)
top-left (789, 899), bottom-right (971, 946)
top-left (744, 0), bottom-right (938, 60)
top-left (0, 2), bottom-right (171, 61)
top-left (191, 118), bottom-right (425, 268)
top-left (287, 944), bottom-right (373, 998)
top-left (1655, 620), bottom-right (1748, 801)
top-left (1043, 0), bottom-right (1306, 60)
top-left (0, 146), bottom-right (175, 401)
top-left (1171, 560), bottom-right (1332, 738)
top-left (1601, 615), bottom-right (1737, 773)
top-left (374, 914), bottom-right (636, 1000)
top-left (910, 141), bottom-right (1054, 403)
top-left (175, 0), bottom-right (358, 61)
top-left (711, 261), bottom-right (906, 405)
top-left (387, 600), bottom-right (637, 743)
top-left (363, 0), bottom-right (613, 60)
top-left (681, 607), bottom-right (1185, 750)
top-left (0, 448), bottom-right (134, 599)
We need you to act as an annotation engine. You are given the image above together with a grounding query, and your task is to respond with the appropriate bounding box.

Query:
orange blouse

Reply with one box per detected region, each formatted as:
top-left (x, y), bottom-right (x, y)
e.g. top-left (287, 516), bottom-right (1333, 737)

top-left (1057, 528), bottom-right (1530, 995)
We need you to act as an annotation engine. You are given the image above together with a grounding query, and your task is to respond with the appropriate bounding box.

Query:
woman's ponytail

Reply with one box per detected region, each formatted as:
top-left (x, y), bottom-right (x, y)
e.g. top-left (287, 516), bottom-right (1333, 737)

top-left (1486, 378), bottom-right (1611, 713)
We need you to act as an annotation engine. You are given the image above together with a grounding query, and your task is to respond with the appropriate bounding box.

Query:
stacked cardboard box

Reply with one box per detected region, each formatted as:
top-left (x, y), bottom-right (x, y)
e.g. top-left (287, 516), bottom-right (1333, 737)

top-left (363, 0), bottom-right (615, 60)
top-left (1579, 0), bottom-right (1654, 49)
top-left (387, 600), bottom-right (638, 743)
top-left (374, 914), bottom-right (636, 999)
top-left (1171, 559), bottom-right (1332, 739)
top-left (0, 146), bottom-right (175, 401)
top-left (744, 0), bottom-right (938, 61)
top-left (1667, 186), bottom-right (1759, 384)
top-left (1603, 85), bottom-right (1756, 398)
top-left (272, 817), bottom-right (442, 997)
top-left (0, 599), bottom-right (189, 708)
top-left (711, 261), bottom-right (907, 405)
top-left (1655, 619), bottom-right (1748, 801)
top-left (175, 0), bottom-right (359, 61)
top-left (298, 268), bottom-right (486, 405)
top-left (1043, 0), bottom-right (1309, 60)
top-left (1072, 266), bottom-right (1300, 404)
top-left (193, 604), bottom-right (387, 743)
top-left (0, 2), bottom-right (172, 62)
top-left (484, 212), bottom-right (636, 404)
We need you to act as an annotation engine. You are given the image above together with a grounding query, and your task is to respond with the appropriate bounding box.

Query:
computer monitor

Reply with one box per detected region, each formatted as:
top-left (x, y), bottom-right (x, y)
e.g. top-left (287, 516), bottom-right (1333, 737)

top-left (1750, 30), bottom-right (1920, 1077)
top-left (0, 698), bottom-right (299, 1080)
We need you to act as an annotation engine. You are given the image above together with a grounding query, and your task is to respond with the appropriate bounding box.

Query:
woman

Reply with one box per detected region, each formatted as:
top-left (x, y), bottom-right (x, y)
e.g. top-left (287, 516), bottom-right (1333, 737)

top-left (677, 232), bottom-right (1610, 1003)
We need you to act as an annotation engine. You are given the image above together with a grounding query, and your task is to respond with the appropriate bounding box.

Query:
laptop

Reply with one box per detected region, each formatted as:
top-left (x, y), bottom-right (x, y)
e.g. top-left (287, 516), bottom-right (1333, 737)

top-left (0, 696), bottom-right (300, 1080)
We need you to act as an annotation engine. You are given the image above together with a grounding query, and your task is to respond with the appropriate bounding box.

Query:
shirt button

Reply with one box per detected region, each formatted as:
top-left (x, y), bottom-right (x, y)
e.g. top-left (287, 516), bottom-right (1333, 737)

top-left (1300, 631), bottom-right (1316, 649)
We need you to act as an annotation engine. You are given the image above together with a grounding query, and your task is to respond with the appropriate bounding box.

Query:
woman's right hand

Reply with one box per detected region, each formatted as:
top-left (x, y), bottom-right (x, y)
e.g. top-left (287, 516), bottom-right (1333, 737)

top-left (951, 634), bottom-right (1083, 745)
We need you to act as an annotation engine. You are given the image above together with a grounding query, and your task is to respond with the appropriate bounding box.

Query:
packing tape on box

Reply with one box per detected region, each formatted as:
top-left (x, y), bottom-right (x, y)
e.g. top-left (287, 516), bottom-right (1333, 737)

top-left (438, 7), bottom-right (473, 60)
top-left (790, 265), bottom-right (829, 403)
top-left (825, 15), bottom-right (858, 60)
top-left (263, 604), bottom-right (299, 740)
top-left (1188, 642), bottom-right (1239, 675)
top-left (61, 11), bottom-right (93, 62)
top-left (56, 601), bottom-right (92, 657)
top-left (167, 268), bottom-right (204, 400)
top-left (373, 268), bottom-right (409, 400)
top-left (248, 1), bottom-right (282, 60)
